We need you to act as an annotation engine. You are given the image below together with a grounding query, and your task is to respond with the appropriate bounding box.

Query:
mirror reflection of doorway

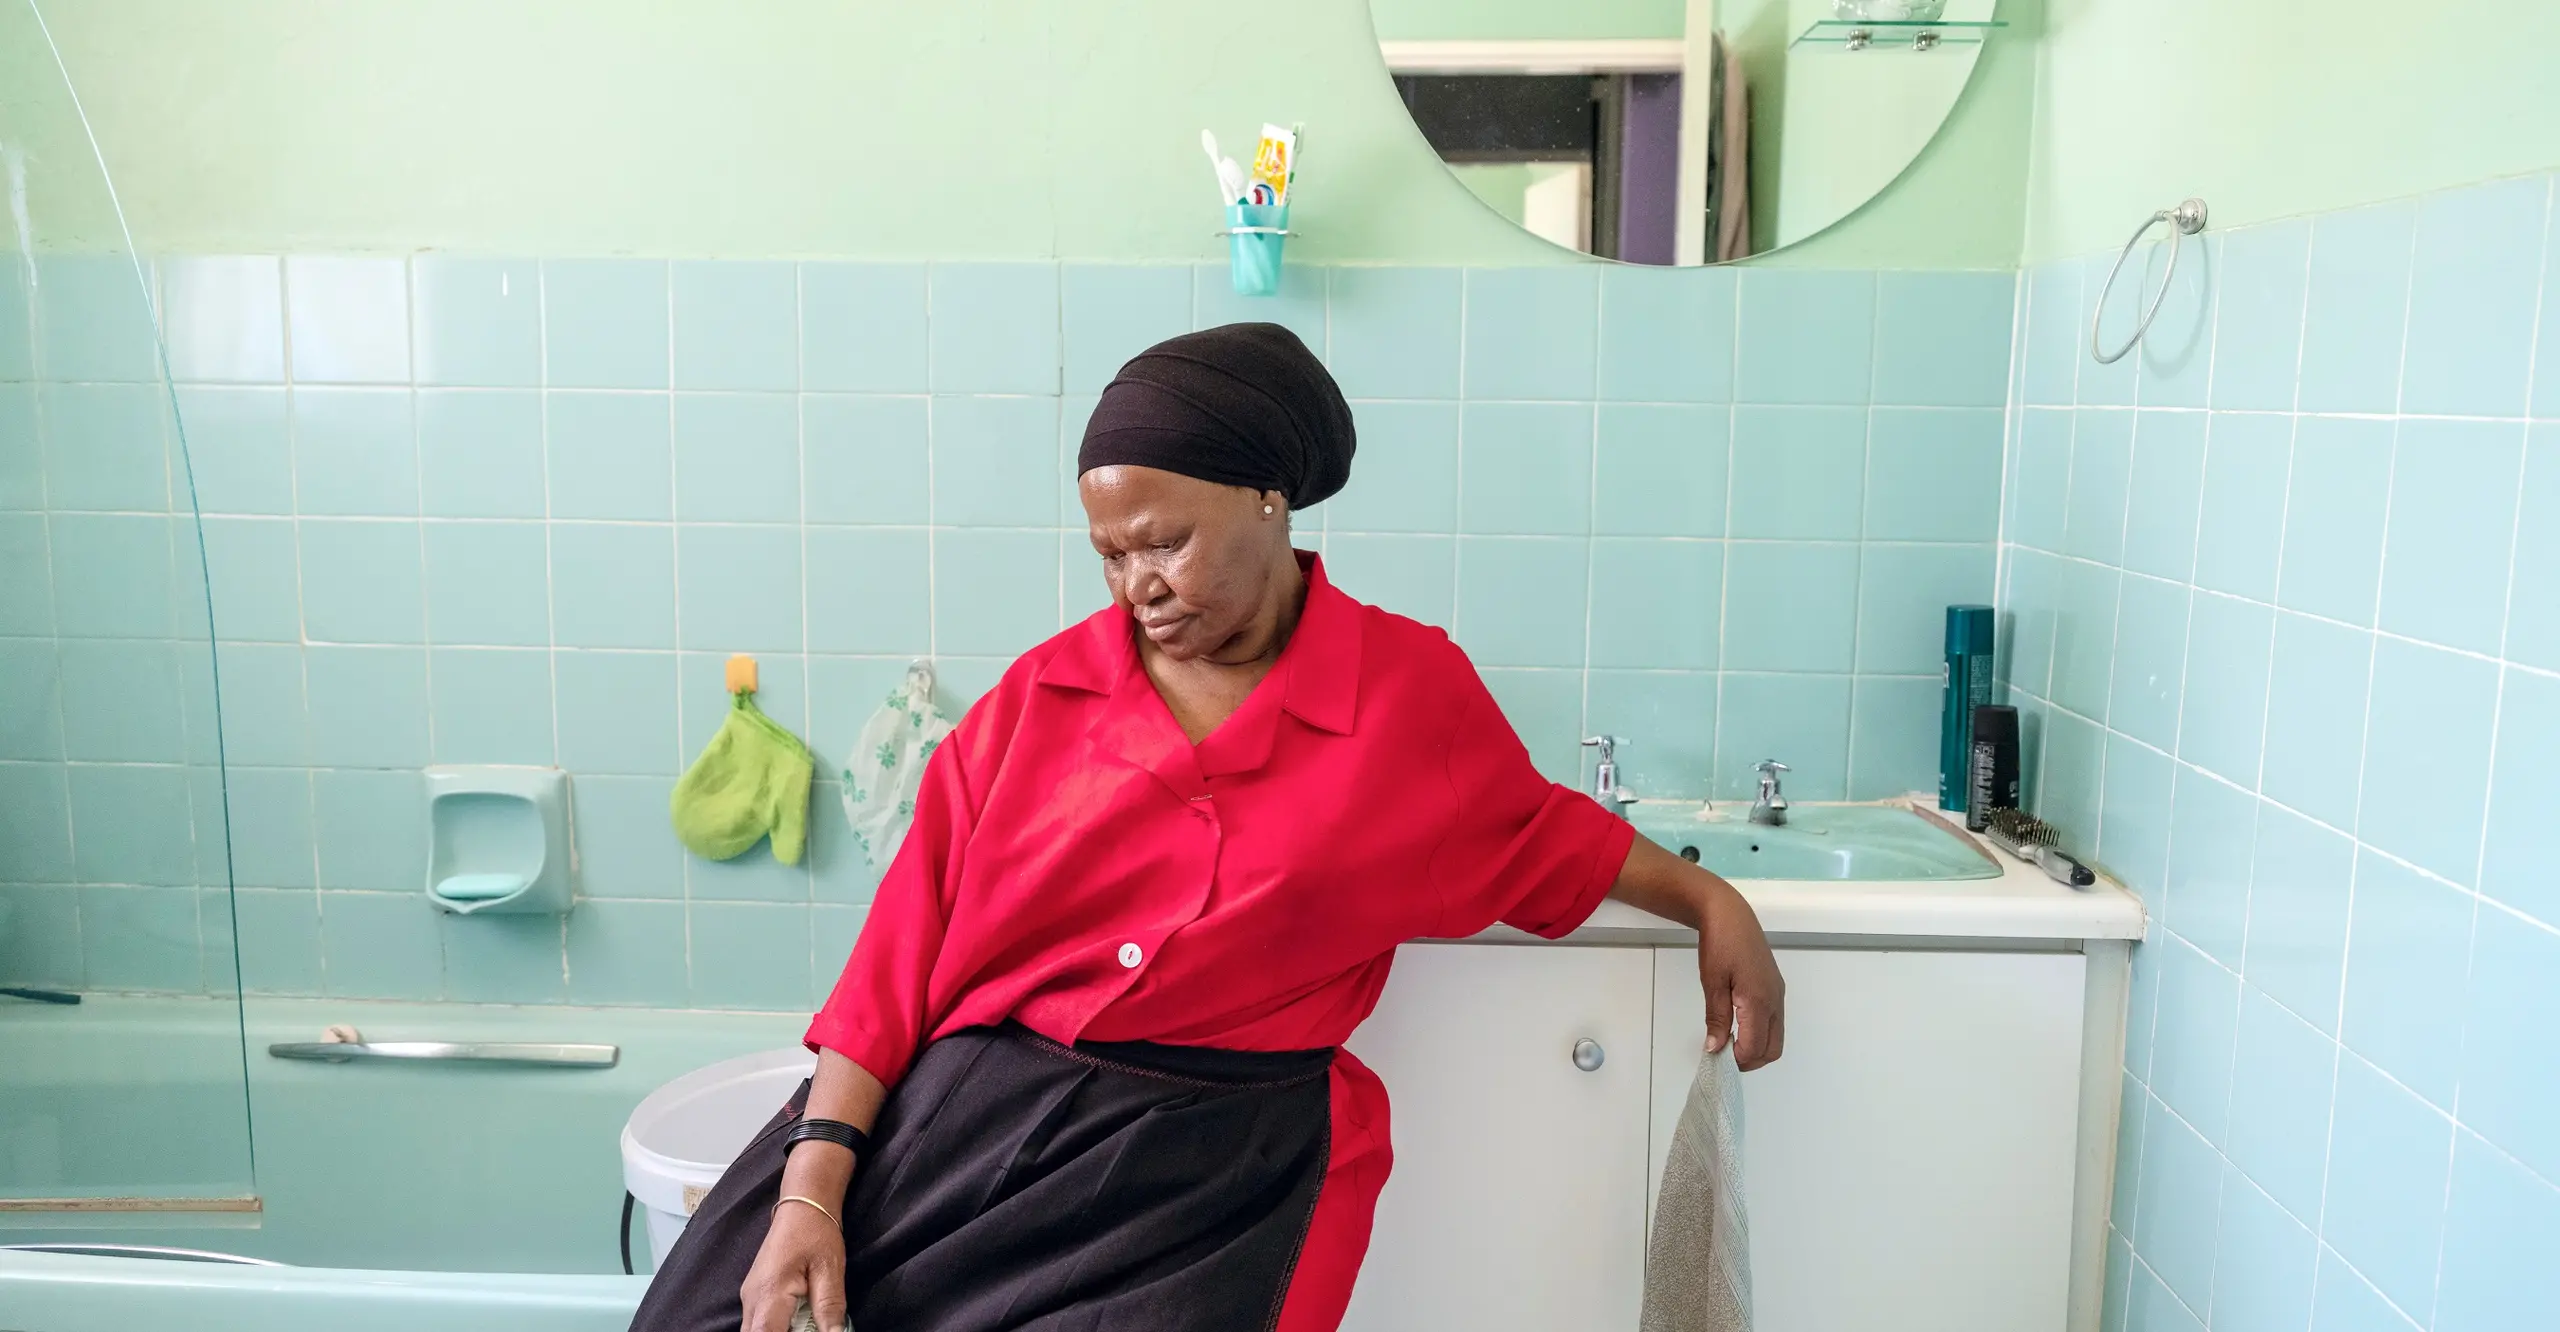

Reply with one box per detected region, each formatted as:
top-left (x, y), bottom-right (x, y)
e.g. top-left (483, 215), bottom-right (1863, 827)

top-left (1377, 0), bottom-right (2002, 265)
top-left (1392, 69), bottom-right (1715, 264)
top-left (1385, 30), bottom-right (1749, 266)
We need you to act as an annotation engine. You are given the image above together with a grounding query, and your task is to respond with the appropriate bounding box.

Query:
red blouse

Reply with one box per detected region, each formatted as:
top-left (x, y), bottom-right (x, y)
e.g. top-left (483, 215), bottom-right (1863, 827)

top-left (807, 553), bottom-right (1635, 1330)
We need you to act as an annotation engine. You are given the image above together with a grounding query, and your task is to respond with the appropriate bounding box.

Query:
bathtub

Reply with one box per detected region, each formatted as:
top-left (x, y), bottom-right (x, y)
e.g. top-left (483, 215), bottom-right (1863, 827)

top-left (2, 994), bottom-right (805, 1273)
top-left (0, 1250), bottom-right (643, 1332)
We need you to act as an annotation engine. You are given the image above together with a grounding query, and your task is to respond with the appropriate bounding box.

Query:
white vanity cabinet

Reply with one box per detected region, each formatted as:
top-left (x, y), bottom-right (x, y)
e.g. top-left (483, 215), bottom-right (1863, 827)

top-left (1340, 943), bottom-right (1656, 1331)
top-left (1653, 947), bottom-right (2090, 1332)
top-left (1343, 935), bottom-right (2119, 1332)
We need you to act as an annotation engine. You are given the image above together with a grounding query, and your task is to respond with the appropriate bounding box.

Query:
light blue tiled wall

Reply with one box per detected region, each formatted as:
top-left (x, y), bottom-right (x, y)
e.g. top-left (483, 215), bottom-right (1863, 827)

top-left (0, 254), bottom-right (240, 1002)
top-left (1, 255), bottom-right (2012, 1012)
top-left (2003, 173), bottom-right (2560, 1331)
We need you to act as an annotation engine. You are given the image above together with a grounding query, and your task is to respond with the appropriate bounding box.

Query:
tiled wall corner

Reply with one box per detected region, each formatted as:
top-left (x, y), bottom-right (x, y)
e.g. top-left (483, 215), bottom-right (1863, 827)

top-left (2002, 171), bottom-right (2560, 1332)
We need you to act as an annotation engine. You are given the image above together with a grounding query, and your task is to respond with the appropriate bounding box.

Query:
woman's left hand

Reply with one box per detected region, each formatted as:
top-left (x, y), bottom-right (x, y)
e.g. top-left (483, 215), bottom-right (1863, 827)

top-left (1607, 834), bottom-right (1787, 1070)
top-left (1693, 875), bottom-right (1784, 1070)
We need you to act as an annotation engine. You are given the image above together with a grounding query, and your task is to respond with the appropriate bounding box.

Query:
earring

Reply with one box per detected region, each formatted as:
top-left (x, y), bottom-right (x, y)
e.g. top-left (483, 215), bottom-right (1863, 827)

top-left (1263, 503), bottom-right (1276, 516)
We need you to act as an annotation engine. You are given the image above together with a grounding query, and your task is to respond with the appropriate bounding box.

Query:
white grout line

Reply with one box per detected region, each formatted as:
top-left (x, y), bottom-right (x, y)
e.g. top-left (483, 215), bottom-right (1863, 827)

top-left (1450, 273), bottom-right (1471, 664)
top-left (2317, 209), bottom-right (2426, 1088)
top-left (13, 249), bottom-right (78, 979)
top-left (268, 253), bottom-right (330, 995)
top-left (531, 259), bottom-right (577, 989)
top-left (2003, 540), bottom-right (2538, 669)
top-left (1576, 274), bottom-right (1602, 783)
top-left (1841, 274), bottom-right (1876, 798)
top-left (652, 263), bottom-right (697, 1000)
top-left (1708, 272), bottom-right (1741, 799)
top-left (2153, 237), bottom-right (2234, 1327)
top-left (2189, 211), bottom-right (2324, 1327)
top-left (2025, 684), bottom-right (2462, 881)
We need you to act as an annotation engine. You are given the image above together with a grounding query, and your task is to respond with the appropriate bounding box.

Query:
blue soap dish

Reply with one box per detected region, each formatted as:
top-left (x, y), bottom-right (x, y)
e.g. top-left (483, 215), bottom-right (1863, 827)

top-left (426, 767), bottom-right (572, 915)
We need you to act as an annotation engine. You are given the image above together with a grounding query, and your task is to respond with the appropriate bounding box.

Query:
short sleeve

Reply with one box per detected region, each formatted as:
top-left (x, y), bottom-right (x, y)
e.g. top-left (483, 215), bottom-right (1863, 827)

top-left (803, 667), bottom-right (1022, 1086)
top-left (802, 734), bottom-right (970, 1086)
top-left (1428, 666), bottom-right (1635, 940)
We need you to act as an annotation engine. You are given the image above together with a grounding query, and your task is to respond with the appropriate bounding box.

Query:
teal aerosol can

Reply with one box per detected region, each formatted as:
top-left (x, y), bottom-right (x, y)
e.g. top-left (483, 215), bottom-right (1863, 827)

top-left (1939, 606), bottom-right (1996, 813)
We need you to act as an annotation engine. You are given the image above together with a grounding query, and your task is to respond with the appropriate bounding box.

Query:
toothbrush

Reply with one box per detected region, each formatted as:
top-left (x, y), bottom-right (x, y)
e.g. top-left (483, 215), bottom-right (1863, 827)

top-left (1200, 130), bottom-right (1246, 205)
top-left (1200, 130), bottom-right (1228, 204)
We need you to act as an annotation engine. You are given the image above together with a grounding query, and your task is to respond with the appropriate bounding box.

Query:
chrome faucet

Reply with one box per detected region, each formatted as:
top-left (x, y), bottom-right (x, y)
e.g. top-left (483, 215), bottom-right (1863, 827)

top-left (1749, 760), bottom-right (1790, 827)
top-left (1582, 736), bottom-right (1638, 818)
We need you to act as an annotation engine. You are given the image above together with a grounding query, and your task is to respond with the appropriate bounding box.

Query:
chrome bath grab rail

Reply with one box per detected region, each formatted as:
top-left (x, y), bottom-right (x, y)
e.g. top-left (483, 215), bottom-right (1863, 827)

top-left (268, 1040), bottom-right (620, 1068)
top-left (2089, 197), bottom-right (2208, 365)
top-left (2, 1244), bottom-right (284, 1266)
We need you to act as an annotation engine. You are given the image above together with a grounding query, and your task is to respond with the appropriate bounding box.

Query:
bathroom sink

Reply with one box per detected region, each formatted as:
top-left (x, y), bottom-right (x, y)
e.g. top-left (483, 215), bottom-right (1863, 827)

top-left (1623, 803), bottom-right (1999, 882)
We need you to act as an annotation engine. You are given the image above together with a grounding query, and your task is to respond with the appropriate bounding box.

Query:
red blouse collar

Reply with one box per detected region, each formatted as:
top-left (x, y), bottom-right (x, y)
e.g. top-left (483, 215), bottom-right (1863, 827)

top-left (1037, 551), bottom-right (1363, 738)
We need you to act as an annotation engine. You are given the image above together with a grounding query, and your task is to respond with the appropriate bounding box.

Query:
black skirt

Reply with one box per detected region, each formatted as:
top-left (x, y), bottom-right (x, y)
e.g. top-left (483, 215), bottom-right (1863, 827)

top-left (628, 1023), bottom-right (1335, 1332)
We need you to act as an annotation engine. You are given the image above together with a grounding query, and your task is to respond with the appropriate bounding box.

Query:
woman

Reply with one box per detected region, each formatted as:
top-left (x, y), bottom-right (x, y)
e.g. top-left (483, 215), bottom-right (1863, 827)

top-left (630, 323), bottom-right (1785, 1332)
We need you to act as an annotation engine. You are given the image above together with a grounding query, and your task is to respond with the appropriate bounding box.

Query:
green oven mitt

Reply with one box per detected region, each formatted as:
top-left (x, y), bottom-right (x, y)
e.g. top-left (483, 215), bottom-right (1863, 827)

top-left (669, 691), bottom-right (813, 865)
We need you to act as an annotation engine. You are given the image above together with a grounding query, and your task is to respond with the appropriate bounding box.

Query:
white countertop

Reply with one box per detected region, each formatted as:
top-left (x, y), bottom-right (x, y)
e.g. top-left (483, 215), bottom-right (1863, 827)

top-left (1467, 798), bottom-right (2147, 948)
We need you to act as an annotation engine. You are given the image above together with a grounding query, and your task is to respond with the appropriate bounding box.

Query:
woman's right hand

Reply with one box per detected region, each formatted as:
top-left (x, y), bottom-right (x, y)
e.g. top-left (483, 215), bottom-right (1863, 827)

top-left (740, 1200), bottom-right (849, 1332)
top-left (746, 1051), bottom-right (888, 1332)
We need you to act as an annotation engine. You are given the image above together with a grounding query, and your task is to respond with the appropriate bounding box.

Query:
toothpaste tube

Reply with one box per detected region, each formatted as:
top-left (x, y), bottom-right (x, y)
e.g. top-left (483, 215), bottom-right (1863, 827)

top-left (1251, 123), bottom-right (1297, 206)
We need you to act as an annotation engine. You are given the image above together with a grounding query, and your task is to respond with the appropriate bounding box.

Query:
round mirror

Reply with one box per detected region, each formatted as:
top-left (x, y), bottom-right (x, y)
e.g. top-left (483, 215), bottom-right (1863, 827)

top-left (1373, 0), bottom-right (2002, 264)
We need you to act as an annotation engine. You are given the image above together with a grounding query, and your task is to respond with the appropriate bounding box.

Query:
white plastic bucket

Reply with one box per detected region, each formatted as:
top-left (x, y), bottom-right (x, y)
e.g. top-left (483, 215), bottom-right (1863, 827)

top-left (620, 1048), bottom-right (816, 1270)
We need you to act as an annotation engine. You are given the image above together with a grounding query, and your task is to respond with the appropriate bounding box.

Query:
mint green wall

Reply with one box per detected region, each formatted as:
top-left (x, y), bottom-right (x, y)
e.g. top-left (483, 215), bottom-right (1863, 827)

top-left (0, 9), bottom-right (127, 249)
top-left (26, 0), bottom-right (2030, 269)
top-left (1370, 0), bottom-right (1684, 42)
top-left (1735, 0), bottom-right (2038, 271)
top-left (1722, 0), bottom-right (2005, 254)
top-left (2024, 0), bottom-right (2560, 261)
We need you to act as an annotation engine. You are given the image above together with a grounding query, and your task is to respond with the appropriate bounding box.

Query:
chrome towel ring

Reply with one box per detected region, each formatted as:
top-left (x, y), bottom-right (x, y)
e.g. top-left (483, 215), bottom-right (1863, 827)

top-left (2089, 197), bottom-right (2208, 365)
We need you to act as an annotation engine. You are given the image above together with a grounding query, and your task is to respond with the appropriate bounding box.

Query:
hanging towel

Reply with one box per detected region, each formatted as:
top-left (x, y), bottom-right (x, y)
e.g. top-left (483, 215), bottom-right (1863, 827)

top-left (840, 662), bottom-right (955, 872)
top-left (1641, 1043), bottom-right (1753, 1332)
top-left (669, 691), bottom-right (814, 866)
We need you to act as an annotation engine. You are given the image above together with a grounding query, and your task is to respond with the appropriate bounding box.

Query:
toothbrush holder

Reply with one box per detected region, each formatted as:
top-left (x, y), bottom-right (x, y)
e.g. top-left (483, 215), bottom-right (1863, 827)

top-left (1223, 203), bottom-right (1291, 297)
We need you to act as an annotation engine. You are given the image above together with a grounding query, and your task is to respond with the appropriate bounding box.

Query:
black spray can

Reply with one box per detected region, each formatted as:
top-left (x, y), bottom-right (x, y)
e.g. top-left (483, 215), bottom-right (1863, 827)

top-left (1967, 703), bottom-right (2020, 832)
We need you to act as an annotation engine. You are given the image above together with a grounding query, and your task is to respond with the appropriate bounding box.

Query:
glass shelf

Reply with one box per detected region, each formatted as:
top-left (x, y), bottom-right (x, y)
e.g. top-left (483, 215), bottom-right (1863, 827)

top-left (1791, 19), bottom-right (2008, 51)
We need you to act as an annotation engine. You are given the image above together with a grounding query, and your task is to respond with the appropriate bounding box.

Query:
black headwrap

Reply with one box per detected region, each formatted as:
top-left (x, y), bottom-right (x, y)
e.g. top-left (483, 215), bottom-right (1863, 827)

top-left (1076, 323), bottom-right (1355, 510)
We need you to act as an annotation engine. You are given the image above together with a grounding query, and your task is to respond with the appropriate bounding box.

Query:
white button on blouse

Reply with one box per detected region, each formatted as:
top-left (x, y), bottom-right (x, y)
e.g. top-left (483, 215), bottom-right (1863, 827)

top-left (1117, 942), bottom-right (1144, 969)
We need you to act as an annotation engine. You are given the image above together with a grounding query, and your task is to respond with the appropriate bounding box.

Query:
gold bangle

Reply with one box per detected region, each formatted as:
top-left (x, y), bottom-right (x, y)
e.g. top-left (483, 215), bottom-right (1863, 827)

top-left (773, 1194), bottom-right (840, 1228)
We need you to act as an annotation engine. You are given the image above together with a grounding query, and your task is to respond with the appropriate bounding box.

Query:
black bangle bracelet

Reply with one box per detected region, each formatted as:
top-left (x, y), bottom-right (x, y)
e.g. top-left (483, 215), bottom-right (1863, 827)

top-left (784, 1117), bottom-right (869, 1160)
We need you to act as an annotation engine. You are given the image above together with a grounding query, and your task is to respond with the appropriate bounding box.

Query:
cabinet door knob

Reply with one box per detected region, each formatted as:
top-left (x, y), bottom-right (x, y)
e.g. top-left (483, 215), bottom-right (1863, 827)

top-left (1571, 1038), bottom-right (1605, 1072)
